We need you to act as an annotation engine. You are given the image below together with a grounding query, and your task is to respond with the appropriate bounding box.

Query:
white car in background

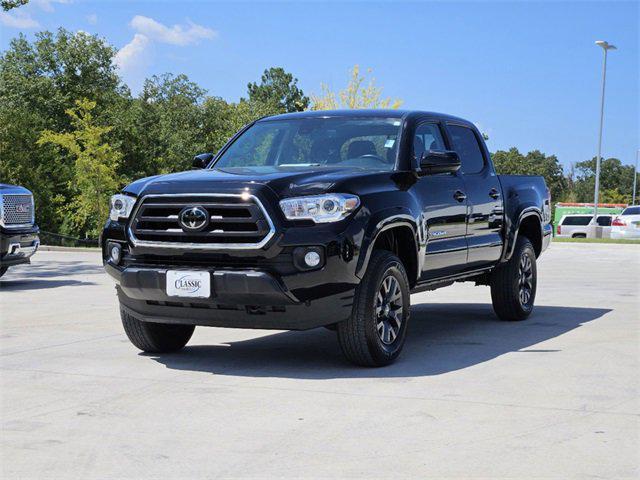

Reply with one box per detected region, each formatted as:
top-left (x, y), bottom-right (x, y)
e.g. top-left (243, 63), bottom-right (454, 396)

top-left (611, 206), bottom-right (640, 240)
top-left (555, 214), bottom-right (613, 238)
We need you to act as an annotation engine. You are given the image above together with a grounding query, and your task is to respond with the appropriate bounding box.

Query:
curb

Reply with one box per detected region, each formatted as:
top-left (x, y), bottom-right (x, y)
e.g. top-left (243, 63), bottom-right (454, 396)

top-left (40, 245), bottom-right (101, 252)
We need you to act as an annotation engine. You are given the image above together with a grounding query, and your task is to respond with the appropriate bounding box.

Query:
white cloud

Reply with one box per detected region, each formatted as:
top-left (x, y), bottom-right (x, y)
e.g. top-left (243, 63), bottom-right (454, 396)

top-left (0, 0), bottom-right (70, 29)
top-left (129, 15), bottom-right (216, 46)
top-left (86, 13), bottom-right (98, 25)
top-left (0, 11), bottom-right (40, 29)
top-left (114, 33), bottom-right (151, 73)
top-left (115, 15), bottom-right (216, 93)
top-left (32, 0), bottom-right (71, 13)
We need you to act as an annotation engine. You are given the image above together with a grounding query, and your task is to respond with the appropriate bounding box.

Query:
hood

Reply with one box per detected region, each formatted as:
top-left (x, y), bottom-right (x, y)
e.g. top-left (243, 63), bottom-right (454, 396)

top-left (0, 183), bottom-right (32, 195)
top-left (123, 167), bottom-right (388, 199)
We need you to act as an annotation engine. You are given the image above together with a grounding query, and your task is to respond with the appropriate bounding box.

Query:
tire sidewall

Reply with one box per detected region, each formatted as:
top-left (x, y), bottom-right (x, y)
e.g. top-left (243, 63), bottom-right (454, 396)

top-left (514, 240), bottom-right (537, 315)
top-left (362, 256), bottom-right (410, 363)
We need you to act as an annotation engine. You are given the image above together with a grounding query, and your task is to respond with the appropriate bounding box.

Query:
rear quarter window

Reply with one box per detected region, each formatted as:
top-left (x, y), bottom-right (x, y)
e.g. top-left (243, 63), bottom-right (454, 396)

top-left (561, 216), bottom-right (591, 226)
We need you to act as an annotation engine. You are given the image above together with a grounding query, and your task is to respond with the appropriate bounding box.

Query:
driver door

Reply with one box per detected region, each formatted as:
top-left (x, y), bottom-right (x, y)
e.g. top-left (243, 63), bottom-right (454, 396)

top-left (410, 122), bottom-right (469, 280)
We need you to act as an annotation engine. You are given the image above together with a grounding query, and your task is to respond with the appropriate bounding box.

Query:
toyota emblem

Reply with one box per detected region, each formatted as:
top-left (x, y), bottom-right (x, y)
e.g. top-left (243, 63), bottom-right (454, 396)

top-left (178, 206), bottom-right (209, 232)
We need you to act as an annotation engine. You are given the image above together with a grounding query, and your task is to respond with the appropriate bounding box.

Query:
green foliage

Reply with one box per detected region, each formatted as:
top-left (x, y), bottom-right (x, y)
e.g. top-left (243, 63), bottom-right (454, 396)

top-left (492, 147), bottom-right (568, 202)
top-left (1, 0), bottom-right (28, 11)
top-left (37, 99), bottom-right (122, 237)
top-left (571, 157), bottom-right (636, 204)
top-left (119, 73), bottom-right (207, 175)
top-left (311, 65), bottom-right (403, 110)
top-left (0, 29), bottom-right (124, 235)
top-left (247, 67), bottom-right (309, 113)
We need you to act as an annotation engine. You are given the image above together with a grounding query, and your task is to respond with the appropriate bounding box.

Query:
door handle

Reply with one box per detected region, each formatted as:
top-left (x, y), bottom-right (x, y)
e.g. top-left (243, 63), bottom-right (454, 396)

top-left (453, 190), bottom-right (466, 202)
top-left (489, 188), bottom-right (501, 199)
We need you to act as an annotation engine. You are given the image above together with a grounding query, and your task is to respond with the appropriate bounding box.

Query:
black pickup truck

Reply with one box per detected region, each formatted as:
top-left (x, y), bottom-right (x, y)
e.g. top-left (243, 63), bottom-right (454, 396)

top-left (1, 183), bottom-right (39, 277)
top-left (103, 110), bottom-right (552, 366)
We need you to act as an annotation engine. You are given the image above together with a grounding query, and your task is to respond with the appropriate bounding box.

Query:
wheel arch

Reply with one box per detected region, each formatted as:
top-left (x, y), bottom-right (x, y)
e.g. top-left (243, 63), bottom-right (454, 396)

top-left (502, 208), bottom-right (543, 261)
top-left (357, 212), bottom-right (421, 287)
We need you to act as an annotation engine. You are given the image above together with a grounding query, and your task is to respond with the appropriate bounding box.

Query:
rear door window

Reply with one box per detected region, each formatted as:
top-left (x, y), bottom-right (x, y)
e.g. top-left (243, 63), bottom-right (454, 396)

top-left (447, 125), bottom-right (485, 174)
top-left (561, 216), bottom-right (591, 226)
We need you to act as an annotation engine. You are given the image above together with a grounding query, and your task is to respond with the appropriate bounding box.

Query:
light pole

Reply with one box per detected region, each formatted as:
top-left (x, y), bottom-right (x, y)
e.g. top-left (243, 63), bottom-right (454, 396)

top-left (593, 40), bottom-right (616, 220)
top-left (633, 149), bottom-right (639, 205)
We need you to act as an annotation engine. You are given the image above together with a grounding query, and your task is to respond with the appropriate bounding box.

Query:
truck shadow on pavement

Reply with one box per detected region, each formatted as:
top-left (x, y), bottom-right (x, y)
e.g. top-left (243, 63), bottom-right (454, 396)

top-left (0, 261), bottom-right (102, 291)
top-left (149, 303), bottom-right (611, 379)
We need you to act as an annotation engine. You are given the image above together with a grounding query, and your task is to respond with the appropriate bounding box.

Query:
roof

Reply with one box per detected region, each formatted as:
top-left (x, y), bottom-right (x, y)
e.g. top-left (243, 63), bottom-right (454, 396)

top-left (258, 109), bottom-right (471, 124)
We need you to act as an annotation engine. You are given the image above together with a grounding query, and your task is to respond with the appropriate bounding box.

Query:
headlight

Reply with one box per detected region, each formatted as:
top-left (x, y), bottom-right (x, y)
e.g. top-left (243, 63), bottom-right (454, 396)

top-left (109, 194), bottom-right (136, 221)
top-left (279, 194), bottom-right (360, 223)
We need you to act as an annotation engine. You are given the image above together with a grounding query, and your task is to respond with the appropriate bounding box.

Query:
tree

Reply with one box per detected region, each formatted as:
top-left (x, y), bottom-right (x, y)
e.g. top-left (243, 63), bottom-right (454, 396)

top-left (0, 29), bottom-right (125, 234)
top-left (311, 65), bottom-right (402, 110)
top-left (247, 67), bottom-right (309, 113)
top-left (37, 99), bottom-right (122, 237)
top-left (492, 147), bottom-right (568, 202)
top-left (117, 73), bottom-right (207, 175)
top-left (572, 157), bottom-right (636, 204)
top-left (1, 0), bottom-right (28, 11)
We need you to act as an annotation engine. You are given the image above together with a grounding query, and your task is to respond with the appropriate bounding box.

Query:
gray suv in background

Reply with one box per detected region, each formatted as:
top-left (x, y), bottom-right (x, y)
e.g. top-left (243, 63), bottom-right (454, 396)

top-left (0, 184), bottom-right (39, 277)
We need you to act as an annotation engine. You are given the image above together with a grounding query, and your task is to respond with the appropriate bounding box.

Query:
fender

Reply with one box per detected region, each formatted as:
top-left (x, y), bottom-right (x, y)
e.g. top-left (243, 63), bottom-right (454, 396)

top-left (501, 207), bottom-right (543, 262)
top-left (355, 207), bottom-right (421, 282)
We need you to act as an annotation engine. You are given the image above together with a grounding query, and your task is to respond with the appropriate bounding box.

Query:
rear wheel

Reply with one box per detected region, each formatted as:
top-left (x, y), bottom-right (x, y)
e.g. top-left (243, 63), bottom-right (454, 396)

top-left (120, 306), bottom-right (194, 353)
top-left (490, 236), bottom-right (537, 321)
top-left (337, 250), bottom-right (410, 367)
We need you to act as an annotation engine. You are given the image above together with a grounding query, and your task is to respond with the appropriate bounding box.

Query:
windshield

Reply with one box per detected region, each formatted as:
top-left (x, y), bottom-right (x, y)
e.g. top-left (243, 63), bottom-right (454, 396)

top-left (622, 206), bottom-right (640, 215)
top-left (212, 117), bottom-right (403, 172)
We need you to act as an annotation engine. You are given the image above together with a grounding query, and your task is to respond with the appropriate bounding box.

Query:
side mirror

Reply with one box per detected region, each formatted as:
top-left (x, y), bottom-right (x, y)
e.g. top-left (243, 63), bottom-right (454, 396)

top-left (192, 153), bottom-right (214, 169)
top-left (419, 150), bottom-right (461, 175)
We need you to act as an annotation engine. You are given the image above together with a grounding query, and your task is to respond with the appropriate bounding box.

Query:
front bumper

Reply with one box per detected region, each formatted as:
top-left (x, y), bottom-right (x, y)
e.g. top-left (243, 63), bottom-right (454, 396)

top-left (107, 263), bottom-right (356, 330)
top-left (0, 228), bottom-right (39, 267)
top-left (101, 188), bottom-right (370, 330)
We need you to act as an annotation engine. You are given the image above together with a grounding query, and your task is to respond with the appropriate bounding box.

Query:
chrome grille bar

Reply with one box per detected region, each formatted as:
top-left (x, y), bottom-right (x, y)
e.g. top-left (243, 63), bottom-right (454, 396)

top-left (128, 193), bottom-right (275, 250)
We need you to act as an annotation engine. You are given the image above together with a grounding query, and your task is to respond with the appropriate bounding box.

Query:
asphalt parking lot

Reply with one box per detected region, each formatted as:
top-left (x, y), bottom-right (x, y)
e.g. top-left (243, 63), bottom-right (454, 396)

top-left (1, 243), bottom-right (638, 479)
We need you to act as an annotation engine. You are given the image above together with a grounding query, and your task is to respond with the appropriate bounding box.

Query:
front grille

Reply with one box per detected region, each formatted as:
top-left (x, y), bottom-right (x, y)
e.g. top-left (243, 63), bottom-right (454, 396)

top-left (1, 194), bottom-right (34, 228)
top-left (129, 194), bottom-right (274, 249)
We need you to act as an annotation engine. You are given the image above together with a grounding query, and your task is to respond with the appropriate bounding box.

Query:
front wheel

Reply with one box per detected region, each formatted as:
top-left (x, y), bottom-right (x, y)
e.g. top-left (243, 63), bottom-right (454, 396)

top-left (120, 306), bottom-right (195, 353)
top-left (490, 236), bottom-right (537, 321)
top-left (337, 250), bottom-right (410, 367)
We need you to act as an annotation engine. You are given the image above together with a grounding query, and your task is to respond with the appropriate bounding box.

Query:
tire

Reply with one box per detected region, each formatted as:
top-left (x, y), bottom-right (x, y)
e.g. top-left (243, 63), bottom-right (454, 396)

top-left (337, 250), bottom-right (410, 367)
top-left (0, 266), bottom-right (8, 278)
top-left (490, 236), bottom-right (537, 321)
top-left (120, 306), bottom-right (195, 353)
top-left (572, 233), bottom-right (586, 239)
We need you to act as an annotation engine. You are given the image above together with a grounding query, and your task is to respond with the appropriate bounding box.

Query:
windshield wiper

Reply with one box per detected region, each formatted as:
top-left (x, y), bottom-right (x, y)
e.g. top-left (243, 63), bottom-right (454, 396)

top-left (278, 163), bottom-right (321, 167)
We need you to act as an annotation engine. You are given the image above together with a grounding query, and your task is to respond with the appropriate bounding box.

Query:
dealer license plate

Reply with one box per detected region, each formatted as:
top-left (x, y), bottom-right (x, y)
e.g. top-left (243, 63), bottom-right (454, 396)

top-left (166, 270), bottom-right (211, 298)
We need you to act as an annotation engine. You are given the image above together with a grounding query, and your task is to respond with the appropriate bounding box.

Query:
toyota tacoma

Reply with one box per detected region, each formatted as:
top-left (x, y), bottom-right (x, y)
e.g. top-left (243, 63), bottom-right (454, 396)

top-left (102, 110), bottom-right (552, 366)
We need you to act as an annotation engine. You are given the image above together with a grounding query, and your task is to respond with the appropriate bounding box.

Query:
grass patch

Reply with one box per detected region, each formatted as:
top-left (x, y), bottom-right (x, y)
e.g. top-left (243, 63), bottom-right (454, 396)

top-left (553, 237), bottom-right (640, 244)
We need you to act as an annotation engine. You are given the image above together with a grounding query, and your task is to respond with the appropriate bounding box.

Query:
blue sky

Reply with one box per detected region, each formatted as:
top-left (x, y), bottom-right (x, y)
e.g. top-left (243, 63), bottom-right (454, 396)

top-left (1, 0), bottom-right (638, 169)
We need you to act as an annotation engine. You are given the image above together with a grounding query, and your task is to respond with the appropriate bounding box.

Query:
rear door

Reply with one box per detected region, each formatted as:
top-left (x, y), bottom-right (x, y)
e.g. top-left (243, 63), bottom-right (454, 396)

top-left (445, 123), bottom-right (504, 269)
top-left (410, 121), bottom-right (468, 280)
